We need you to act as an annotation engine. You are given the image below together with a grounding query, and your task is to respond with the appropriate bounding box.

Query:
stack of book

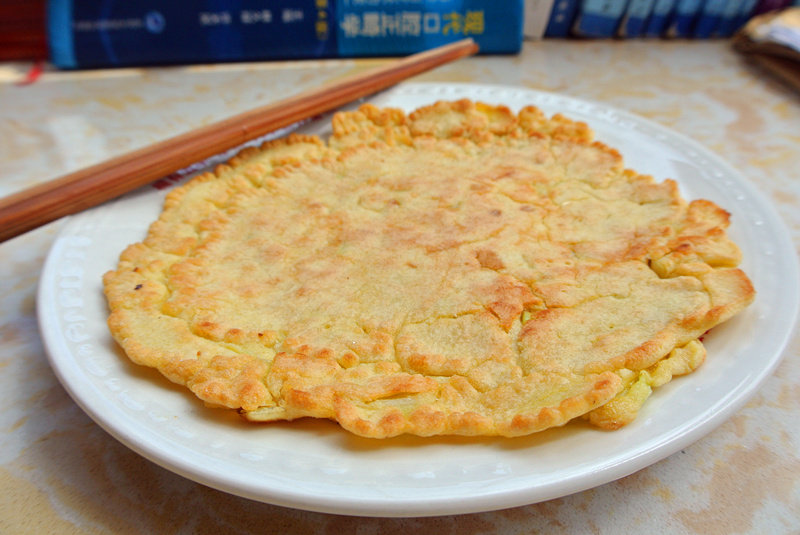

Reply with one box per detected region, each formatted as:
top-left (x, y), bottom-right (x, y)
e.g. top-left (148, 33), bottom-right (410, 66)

top-left (527, 0), bottom-right (797, 39)
top-left (0, 0), bottom-right (792, 68)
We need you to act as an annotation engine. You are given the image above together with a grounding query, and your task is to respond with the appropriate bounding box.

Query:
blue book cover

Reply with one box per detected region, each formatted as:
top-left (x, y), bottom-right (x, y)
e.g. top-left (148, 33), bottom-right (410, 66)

top-left (48, 0), bottom-right (335, 68)
top-left (337, 0), bottom-right (523, 56)
top-left (713, 0), bottom-right (745, 36)
top-left (544, 0), bottom-right (581, 36)
top-left (572, 0), bottom-right (631, 37)
top-left (48, 0), bottom-right (523, 69)
top-left (618, 0), bottom-right (656, 36)
top-left (643, 0), bottom-right (677, 36)
top-left (693, 0), bottom-right (727, 37)
top-left (665, 0), bottom-right (704, 37)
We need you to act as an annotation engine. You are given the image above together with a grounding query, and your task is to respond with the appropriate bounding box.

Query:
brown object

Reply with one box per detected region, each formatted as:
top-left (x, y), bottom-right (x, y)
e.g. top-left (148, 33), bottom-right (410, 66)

top-left (0, 38), bottom-right (479, 243)
top-left (744, 53), bottom-right (800, 90)
top-left (0, 0), bottom-right (47, 61)
top-left (732, 8), bottom-right (800, 92)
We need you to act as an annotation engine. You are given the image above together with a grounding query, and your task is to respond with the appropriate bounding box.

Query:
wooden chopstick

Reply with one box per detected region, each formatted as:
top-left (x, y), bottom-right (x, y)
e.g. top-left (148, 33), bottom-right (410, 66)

top-left (0, 38), bottom-right (479, 243)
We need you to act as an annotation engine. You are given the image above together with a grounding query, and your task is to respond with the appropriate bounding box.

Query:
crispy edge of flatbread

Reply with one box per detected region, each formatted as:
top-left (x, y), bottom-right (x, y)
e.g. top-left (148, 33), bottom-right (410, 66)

top-left (103, 100), bottom-right (755, 438)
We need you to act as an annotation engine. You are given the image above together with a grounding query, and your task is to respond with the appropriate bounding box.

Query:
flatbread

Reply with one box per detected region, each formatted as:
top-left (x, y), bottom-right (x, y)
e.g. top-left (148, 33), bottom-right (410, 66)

top-left (103, 100), bottom-right (754, 438)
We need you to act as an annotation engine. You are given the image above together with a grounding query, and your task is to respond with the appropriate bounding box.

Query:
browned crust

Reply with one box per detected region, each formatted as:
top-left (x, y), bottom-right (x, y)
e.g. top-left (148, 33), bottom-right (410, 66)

top-left (103, 100), bottom-right (755, 438)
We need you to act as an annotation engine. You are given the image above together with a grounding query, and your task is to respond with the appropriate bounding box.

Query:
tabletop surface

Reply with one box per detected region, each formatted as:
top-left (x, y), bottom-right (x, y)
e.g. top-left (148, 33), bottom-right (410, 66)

top-left (1, 39), bottom-right (799, 534)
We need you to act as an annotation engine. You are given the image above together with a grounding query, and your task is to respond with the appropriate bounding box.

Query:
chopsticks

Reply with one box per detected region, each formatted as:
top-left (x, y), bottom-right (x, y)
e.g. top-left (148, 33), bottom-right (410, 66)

top-left (0, 38), bottom-right (479, 243)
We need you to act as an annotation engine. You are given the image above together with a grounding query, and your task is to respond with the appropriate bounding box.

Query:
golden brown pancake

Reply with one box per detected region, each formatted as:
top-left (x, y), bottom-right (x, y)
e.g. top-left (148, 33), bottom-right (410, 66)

top-left (103, 99), bottom-right (754, 438)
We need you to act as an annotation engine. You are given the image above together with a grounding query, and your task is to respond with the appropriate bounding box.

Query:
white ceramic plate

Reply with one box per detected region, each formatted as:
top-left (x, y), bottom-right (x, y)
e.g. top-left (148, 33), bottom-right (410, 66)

top-left (39, 83), bottom-right (799, 517)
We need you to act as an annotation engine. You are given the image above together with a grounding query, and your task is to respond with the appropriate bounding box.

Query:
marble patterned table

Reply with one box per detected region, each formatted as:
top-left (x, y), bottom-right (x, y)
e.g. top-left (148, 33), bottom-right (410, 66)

top-left (1, 39), bottom-right (798, 534)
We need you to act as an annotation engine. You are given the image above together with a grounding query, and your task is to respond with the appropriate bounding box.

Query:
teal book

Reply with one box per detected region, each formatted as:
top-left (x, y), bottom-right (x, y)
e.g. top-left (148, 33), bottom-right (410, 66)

top-left (618, 0), bottom-right (656, 36)
top-left (693, 0), bottom-right (728, 37)
top-left (545, 0), bottom-right (582, 36)
top-left (643, 0), bottom-right (677, 36)
top-left (572, 0), bottom-right (631, 37)
top-left (336, 0), bottom-right (523, 56)
top-left (664, 0), bottom-right (704, 37)
top-left (712, 0), bottom-right (745, 36)
top-left (48, 0), bottom-right (523, 69)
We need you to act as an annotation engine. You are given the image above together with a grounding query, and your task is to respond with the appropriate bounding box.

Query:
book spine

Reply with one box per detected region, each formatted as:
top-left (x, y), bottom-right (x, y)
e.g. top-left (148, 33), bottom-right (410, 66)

top-left (665, 0), bottom-right (704, 37)
top-left (617, 0), bottom-right (657, 36)
top-left (544, 0), bottom-right (582, 36)
top-left (642, 0), bottom-right (677, 36)
top-left (713, 0), bottom-right (745, 36)
top-left (47, 0), bottom-right (523, 69)
top-left (572, 0), bottom-right (631, 37)
top-left (48, 0), bottom-right (76, 67)
top-left (693, 0), bottom-right (728, 37)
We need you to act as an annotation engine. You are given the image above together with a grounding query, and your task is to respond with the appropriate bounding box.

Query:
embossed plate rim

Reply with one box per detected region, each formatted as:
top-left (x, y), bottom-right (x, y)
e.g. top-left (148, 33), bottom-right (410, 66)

top-left (39, 82), bottom-right (799, 517)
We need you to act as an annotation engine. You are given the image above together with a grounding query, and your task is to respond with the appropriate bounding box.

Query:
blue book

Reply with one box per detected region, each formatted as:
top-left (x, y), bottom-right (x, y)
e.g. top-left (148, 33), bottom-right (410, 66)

top-left (49, 0), bottom-right (335, 68)
top-left (665, 0), bottom-right (704, 37)
top-left (337, 0), bottom-right (524, 56)
top-left (48, 0), bottom-right (523, 69)
top-left (572, 0), bottom-right (631, 37)
top-left (545, 0), bottom-right (581, 36)
top-left (693, 0), bottom-right (727, 37)
top-left (643, 0), bottom-right (677, 36)
top-left (713, 0), bottom-right (745, 36)
top-left (618, 0), bottom-right (656, 36)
